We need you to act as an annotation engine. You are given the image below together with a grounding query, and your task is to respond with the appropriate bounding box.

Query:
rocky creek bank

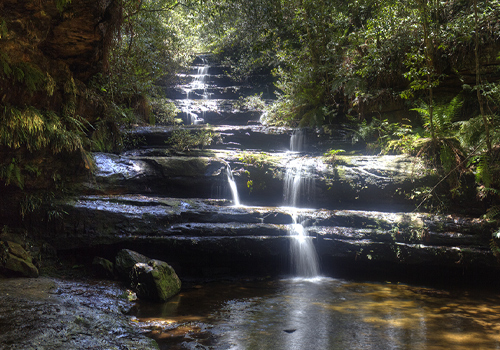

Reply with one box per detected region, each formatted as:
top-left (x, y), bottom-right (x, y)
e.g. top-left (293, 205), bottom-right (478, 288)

top-left (0, 276), bottom-right (158, 350)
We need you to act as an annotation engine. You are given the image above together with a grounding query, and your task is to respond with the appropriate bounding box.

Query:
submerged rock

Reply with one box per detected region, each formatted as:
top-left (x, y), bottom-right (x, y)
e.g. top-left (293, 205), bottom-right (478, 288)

top-left (131, 259), bottom-right (182, 302)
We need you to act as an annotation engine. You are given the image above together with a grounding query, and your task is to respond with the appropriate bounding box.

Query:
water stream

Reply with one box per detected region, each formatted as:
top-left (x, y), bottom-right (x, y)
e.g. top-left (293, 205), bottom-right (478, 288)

top-left (226, 163), bottom-right (241, 207)
top-left (118, 55), bottom-right (500, 349)
top-left (283, 156), bottom-right (320, 277)
top-left (181, 56), bottom-right (209, 124)
top-left (134, 278), bottom-right (500, 350)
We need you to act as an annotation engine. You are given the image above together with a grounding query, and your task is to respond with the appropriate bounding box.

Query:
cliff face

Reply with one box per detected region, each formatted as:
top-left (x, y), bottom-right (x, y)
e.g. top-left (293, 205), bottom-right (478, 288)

top-left (0, 0), bottom-right (120, 223)
top-left (0, 0), bottom-right (118, 118)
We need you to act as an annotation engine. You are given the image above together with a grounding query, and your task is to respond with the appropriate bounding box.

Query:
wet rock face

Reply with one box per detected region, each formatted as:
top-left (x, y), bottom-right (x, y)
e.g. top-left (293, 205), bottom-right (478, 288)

top-left (0, 277), bottom-right (157, 350)
top-left (86, 151), bottom-right (439, 210)
top-left (131, 259), bottom-right (182, 302)
top-left (1, 0), bottom-right (115, 76)
top-left (0, 0), bottom-right (116, 108)
top-left (51, 195), bottom-right (498, 280)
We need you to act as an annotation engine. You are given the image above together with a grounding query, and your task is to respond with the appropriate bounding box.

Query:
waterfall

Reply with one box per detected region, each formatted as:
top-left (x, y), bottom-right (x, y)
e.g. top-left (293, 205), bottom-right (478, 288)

top-left (289, 210), bottom-right (320, 277)
top-left (182, 57), bottom-right (209, 125)
top-left (226, 164), bottom-right (241, 206)
top-left (284, 156), bottom-right (319, 277)
top-left (290, 129), bottom-right (306, 152)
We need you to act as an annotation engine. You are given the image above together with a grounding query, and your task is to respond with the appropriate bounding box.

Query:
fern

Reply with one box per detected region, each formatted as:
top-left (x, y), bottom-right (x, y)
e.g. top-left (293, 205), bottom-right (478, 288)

top-left (0, 52), bottom-right (12, 77)
top-left (0, 57), bottom-right (53, 95)
top-left (18, 62), bottom-right (46, 93)
top-left (476, 154), bottom-right (492, 188)
top-left (440, 143), bottom-right (455, 173)
top-left (0, 105), bottom-right (91, 188)
top-left (56, 0), bottom-right (72, 12)
top-left (412, 95), bottom-right (463, 138)
top-left (0, 158), bottom-right (24, 189)
top-left (0, 19), bottom-right (7, 39)
top-left (486, 206), bottom-right (500, 221)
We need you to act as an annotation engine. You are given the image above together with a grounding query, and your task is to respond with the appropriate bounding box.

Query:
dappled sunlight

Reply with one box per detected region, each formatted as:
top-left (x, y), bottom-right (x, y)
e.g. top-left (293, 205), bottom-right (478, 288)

top-left (134, 279), bottom-right (500, 350)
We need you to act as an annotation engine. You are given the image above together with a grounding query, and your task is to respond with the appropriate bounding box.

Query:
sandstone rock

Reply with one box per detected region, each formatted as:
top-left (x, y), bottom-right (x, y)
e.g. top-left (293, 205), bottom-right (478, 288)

top-left (115, 249), bottom-right (150, 282)
top-left (0, 241), bottom-right (39, 277)
top-left (92, 256), bottom-right (114, 278)
top-left (130, 259), bottom-right (181, 302)
top-left (6, 241), bottom-right (31, 262)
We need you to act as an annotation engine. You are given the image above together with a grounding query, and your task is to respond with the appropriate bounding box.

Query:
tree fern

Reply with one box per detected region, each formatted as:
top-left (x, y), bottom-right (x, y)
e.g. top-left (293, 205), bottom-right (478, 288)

top-left (412, 95), bottom-right (463, 138)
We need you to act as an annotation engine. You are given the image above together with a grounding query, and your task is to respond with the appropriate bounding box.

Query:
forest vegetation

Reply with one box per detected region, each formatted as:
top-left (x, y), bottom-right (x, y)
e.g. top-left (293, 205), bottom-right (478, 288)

top-left (0, 0), bottom-right (499, 234)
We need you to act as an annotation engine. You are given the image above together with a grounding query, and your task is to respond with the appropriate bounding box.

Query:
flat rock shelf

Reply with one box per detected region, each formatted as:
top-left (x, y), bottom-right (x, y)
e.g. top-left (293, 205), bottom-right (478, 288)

top-left (53, 54), bottom-right (498, 283)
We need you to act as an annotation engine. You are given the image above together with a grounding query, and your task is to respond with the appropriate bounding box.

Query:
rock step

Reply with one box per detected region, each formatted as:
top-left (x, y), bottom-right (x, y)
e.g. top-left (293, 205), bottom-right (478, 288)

top-left (185, 65), bottom-right (228, 76)
top-left (51, 195), bottom-right (497, 278)
top-left (177, 110), bottom-right (262, 126)
top-left (86, 151), bottom-right (439, 211)
top-left (125, 125), bottom-right (356, 153)
top-left (165, 85), bottom-right (270, 100)
top-left (173, 73), bottom-right (274, 88)
top-left (57, 195), bottom-right (493, 246)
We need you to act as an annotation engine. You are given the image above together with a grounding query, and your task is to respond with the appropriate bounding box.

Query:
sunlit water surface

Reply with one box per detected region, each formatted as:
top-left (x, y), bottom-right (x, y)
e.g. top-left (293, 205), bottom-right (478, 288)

top-left (132, 277), bottom-right (500, 350)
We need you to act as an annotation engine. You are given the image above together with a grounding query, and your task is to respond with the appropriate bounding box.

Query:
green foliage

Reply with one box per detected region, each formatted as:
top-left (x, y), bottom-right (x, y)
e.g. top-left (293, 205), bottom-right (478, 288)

top-left (0, 57), bottom-right (54, 96)
top-left (351, 118), bottom-right (415, 153)
top-left (166, 128), bottom-right (216, 152)
top-left (0, 106), bottom-right (86, 153)
top-left (0, 158), bottom-right (23, 189)
top-left (0, 106), bottom-right (91, 188)
top-left (323, 149), bottom-right (345, 165)
top-left (412, 95), bottom-right (464, 138)
top-left (0, 19), bottom-right (8, 39)
top-left (90, 119), bottom-right (123, 153)
top-left (239, 152), bottom-right (269, 168)
top-left (56, 0), bottom-right (72, 12)
top-left (150, 98), bottom-right (181, 125)
top-left (234, 93), bottom-right (266, 112)
top-left (101, 0), bottom-right (196, 104)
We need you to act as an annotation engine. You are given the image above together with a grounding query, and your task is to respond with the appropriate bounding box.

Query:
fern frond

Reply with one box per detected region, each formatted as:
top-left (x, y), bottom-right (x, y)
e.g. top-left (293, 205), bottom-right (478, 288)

top-left (476, 155), bottom-right (492, 187)
top-left (485, 205), bottom-right (500, 220)
top-left (0, 52), bottom-right (12, 77)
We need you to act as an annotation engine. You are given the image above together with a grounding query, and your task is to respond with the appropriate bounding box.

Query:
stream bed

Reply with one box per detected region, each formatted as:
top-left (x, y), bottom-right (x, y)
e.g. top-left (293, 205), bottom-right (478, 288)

top-left (133, 277), bottom-right (500, 350)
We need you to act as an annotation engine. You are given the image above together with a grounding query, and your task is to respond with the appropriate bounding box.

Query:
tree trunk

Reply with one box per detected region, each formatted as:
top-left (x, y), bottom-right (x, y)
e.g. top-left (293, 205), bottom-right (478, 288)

top-left (420, 0), bottom-right (436, 144)
top-left (474, 0), bottom-right (491, 153)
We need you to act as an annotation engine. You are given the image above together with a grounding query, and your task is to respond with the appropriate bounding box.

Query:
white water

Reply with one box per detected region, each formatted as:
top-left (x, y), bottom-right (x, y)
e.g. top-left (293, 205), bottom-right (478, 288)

top-left (182, 57), bottom-right (209, 125)
top-left (290, 129), bottom-right (306, 152)
top-left (226, 164), bottom-right (241, 206)
top-left (283, 151), bottom-right (320, 277)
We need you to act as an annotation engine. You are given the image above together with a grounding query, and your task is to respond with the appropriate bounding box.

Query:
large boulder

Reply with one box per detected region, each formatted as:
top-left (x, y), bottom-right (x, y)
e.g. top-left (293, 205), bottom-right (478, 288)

top-left (0, 241), bottom-right (39, 277)
top-left (92, 256), bottom-right (114, 278)
top-left (115, 249), bottom-right (150, 282)
top-left (130, 259), bottom-right (181, 302)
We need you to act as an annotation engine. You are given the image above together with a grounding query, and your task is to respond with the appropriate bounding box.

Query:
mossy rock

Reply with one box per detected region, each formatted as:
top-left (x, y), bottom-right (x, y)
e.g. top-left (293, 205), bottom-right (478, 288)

top-left (130, 259), bottom-right (181, 302)
top-left (115, 249), bottom-right (150, 282)
top-left (0, 241), bottom-right (39, 278)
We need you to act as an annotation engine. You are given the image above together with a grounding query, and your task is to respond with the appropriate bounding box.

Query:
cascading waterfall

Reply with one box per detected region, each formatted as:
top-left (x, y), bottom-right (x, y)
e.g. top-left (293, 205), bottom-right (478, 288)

top-left (283, 154), bottom-right (320, 277)
top-left (226, 164), bottom-right (241, 207)
top-left (290, 128), bottom-right (306, 152)
top-left (182, 57), bottom-right (209, 125)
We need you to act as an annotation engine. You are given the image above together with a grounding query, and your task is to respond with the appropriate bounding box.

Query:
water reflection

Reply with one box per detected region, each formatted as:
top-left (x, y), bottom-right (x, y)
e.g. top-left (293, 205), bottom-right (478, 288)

top-left (133, 278), bottom-right (500, 350)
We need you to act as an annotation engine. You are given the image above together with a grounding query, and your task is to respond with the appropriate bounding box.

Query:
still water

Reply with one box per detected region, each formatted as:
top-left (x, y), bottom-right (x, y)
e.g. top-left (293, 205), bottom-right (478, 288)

top-left (132, 277), bottom-right (500, 350)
